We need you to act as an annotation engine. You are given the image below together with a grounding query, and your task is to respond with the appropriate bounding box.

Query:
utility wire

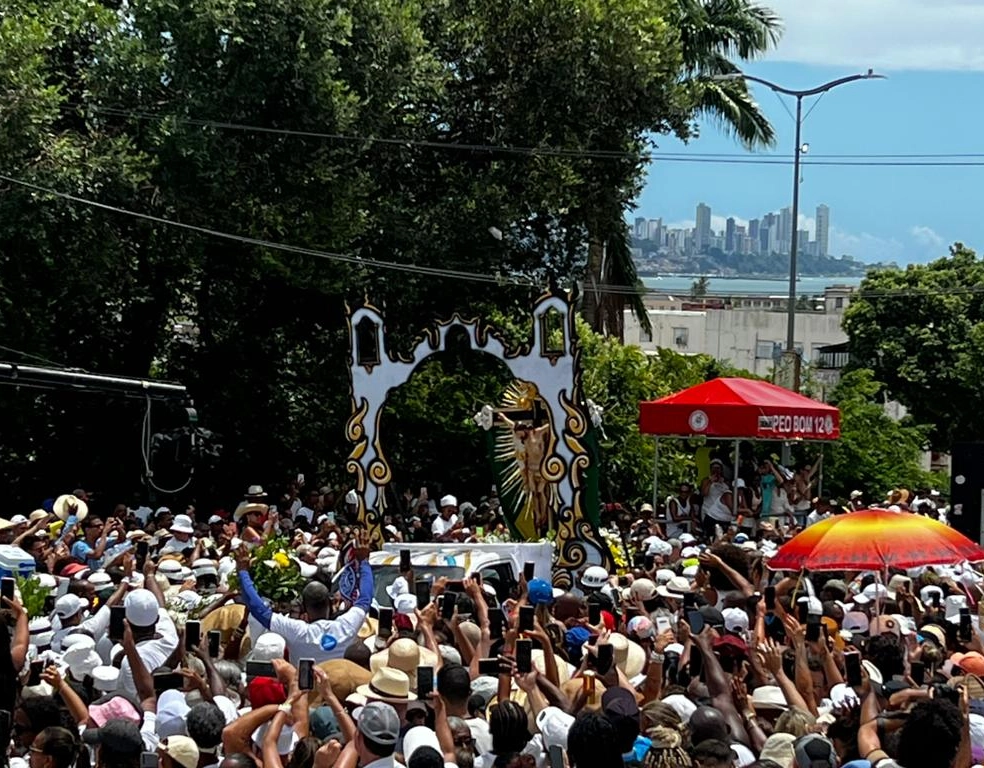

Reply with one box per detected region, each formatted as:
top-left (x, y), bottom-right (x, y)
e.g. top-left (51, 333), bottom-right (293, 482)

top-left (2, 171), bottom-right (978, 303)
top-left (0, 343), bottom-right (70, 369)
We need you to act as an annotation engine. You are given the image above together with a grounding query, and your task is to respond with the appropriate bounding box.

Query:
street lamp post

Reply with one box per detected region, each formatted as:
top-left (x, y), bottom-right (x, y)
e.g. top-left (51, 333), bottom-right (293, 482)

top-left (720, 71), bottom-right (884, 388)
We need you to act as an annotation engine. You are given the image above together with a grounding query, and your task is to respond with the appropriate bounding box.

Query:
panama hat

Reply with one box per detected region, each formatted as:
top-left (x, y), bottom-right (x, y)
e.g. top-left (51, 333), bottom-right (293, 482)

top-left (609, 633), bottom-right (647, 678)
top-left (369, 639), bottom-right (439, 682)
top-left (53, 494), bottom-right (89, 522)
top-left (234, 503), bottom-right (267, 522)
top-left (356, 667), bottom-right (417, 704)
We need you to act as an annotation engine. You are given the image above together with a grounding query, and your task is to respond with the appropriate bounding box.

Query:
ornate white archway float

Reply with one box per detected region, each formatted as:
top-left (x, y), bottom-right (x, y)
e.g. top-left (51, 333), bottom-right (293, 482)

top-left (344, 292), bottom-right (612, 583)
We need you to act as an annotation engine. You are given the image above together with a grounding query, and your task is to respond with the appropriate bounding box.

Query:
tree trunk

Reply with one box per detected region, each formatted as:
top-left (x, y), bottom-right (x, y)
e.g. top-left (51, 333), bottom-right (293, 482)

top-left (581, 235), bottom-right (605, 332)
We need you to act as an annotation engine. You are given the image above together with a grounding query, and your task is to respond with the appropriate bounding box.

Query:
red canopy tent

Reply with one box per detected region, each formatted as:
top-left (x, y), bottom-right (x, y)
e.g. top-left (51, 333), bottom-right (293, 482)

top-left (638, 377), bottom-right (840, 513)
top-left (639, 377), bottom-right (840, 441)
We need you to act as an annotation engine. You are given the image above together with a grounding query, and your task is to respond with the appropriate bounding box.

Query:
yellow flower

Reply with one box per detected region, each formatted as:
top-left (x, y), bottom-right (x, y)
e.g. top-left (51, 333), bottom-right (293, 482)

top-left (272, 552), bottom-right (290, 568)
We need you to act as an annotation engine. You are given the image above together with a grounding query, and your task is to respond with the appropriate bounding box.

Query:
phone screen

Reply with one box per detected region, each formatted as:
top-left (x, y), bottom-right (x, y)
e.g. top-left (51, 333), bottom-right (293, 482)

top-left (588, 603), bottom-right (602, 626)
top-left (153, 672), bottom-right (184, 693)
top-left (246, 660), bottom-right (276, 679)
top-left (686, 610), bottom-right (704, 635)
top-left (208, 630), bottom-right (221, 658)
top-left (415, 580), bottom-right (431, 608)
top-left (417, 666), bottom-right (433, 698)
top-left (185, 620), bottom-right (201, 650)
top-left (911, 660), bottom-right (926, 686)
top-left (644, 554), bottom-right (655, 570)
top-left (764, 586), bottom-right (776, 611)
top-left (378, 607), bottom-right (394, 638)
top-left (845, 651), bottom-right (862, 687)
top-left (297, 658), bottom-right (314, 690)
top-left (478, 658), bottom-right (500, 676)
top-left (683, 592), bottom-right (696, 609)
top-left (489, 609), bottom-right (504, 639)
top-left (515, 639), bottom-right (533, 674)
top-left (805, 615), bottom-right (822, 642)
top-left (797, 601), bottom-right (809, 624)
top-left (109, 605), bottom-right (126, 641)
top-left (136, 540), bottom-right (149, 558)
top-left (656, 616), bottom-right (672, 635)
top-left (27, 660), bottom-right (43, 687)
top-left (548, 745), bottom-right (564, 768)
top-left (595, 643), bottom-right (614, 673)
top-left (141, 752), bottom-right (160, 768)
top-left (519, 605), bottom-right (535, 632)
top-left (523, 561), bottom-right (535, 581)
top-left (0, 578), bottom-right (14, 602)
top-left (400, 549), bottom-right (411, 573)
top-left (689, 648), bottom-right (703, 679)
top-left (441, 593), bottom-right (457, 620)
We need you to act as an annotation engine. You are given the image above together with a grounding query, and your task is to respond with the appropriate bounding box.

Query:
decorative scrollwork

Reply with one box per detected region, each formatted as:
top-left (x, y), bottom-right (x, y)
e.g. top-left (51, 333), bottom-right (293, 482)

top-left (346, 398), bottom-right (369, 442)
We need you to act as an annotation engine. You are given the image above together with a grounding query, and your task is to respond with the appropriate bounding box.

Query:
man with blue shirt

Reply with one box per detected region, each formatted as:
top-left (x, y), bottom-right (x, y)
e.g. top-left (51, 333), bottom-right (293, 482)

top-left (235, 532), bottom-right (374, 662)
top-left (70, 516), bottom-right (122, 570)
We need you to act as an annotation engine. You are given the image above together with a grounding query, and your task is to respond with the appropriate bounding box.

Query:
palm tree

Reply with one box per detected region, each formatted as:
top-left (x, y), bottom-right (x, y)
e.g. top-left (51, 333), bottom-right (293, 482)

top-left (582, 1), bottom-right (781, 338)
top-left (677, 0), bottom-right (783, 149)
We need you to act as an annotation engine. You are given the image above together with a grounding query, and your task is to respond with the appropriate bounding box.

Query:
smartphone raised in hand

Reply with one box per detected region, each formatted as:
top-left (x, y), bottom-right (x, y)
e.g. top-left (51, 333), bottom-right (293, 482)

top-left (844, 650), bottom-right (862, 687)
top-left (109, 605), bottom-right (126, 642)
top-left (297, 658), bottom-right (314, 690)
top-left (764, 586), bottom-right (776, 611)
top-left (417, 666), bottom-right (433, 699)
top-left (478, 658), bottom-right (500, 676)
top-left (0, 578), bottom-right (14, 602)
top-left (399, 549), bottom-right (411, 573)
top-left (523, 561), bottom-right (536, 581)
top-left (441, 593), bottom-right (457, 620)
top-left (378, 607), bottom-right (394, 638)
top-left (519, 605), bottom-right (535, 632)
top-left (588, 602), bottom-right (602, 626)
top-left (805, 614), bottom-right (822, 642)
top-left (910, 660), bottom-right (926, 687)
top-left (415, 580), bottom-right (431, 608)
top-left (595, 643), bottom-right (614, 674)
top-left (515, 638), bottom-right (533, 674)
top-left (489, 609), bottom-right (505, 639)
top-left (185, 620), bottom-right (201, 650)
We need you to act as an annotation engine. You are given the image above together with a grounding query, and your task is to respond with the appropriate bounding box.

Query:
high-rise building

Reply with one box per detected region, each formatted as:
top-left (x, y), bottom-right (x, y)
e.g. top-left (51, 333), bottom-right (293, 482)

top-left (816, 204), bottom-right (830, 257)
top-left (748, 218), bottom-right (760, 240)
top-left (647, 218), bottom-right (663, 243)
top-left (797, 229), bottom-right (809, 252)
top-left (634, 217), bottom-right (647, 238)
top-left (695, 203), bottom-right (712, 252)
top-left (779, 207), bottom-right (793, 254)
top-left (725, 217), bottom-right (737, 253)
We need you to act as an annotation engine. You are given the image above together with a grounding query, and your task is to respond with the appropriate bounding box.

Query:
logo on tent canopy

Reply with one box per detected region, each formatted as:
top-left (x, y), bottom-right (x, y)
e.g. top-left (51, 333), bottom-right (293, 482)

top-left (688, 410), bottom-right (709, 432)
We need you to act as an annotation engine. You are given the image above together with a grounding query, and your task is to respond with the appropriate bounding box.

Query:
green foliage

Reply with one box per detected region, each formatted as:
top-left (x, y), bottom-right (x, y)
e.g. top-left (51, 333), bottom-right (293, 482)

top-left (16, 576), bottom-right (51, 620)
top-left (0, 0), bottom-right (787, 508)
top-left (843, 244), bottom-right (984, 448)
top-left (244, 537), bottom-right (307, 604)
top-left (821, 369), bottom-right (934, 499)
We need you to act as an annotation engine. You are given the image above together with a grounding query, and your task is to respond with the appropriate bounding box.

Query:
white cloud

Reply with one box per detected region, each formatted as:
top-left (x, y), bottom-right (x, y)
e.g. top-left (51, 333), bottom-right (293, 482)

top-left (766, 0), bottom-right (984, 71)
top-left (910, 225), bottom-right (945, 249)
top-left (829, 227), bottom-right (905, 263)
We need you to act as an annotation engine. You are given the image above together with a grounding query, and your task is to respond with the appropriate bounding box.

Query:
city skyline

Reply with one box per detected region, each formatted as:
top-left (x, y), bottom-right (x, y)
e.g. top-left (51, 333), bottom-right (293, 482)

top-left (634, 2), bottom-right (984, 265)
top-left (633, 201), bottom-right (832, 260)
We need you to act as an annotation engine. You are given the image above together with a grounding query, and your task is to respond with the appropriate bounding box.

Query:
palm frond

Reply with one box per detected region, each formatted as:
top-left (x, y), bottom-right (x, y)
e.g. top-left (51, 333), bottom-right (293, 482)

top-left (689, 76), bottom-right (776, 149)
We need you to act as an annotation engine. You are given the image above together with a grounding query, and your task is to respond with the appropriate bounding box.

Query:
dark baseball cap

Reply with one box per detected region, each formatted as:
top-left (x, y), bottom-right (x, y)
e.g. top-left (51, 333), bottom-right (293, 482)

top-left (602, 686), bottom-right (639, 719)
top-left (794, 734), bottom-right (837, 768)
top-left (699, 605), bottom-right (725, 628)
top-left (81, 720), bottom-right (143, 756)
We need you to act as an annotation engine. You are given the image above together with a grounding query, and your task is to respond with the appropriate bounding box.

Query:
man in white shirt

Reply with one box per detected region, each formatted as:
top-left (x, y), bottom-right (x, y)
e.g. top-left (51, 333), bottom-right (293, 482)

top-left (115, 588), bottom-right (179, 695)
top-left (237, 543), bottom-right (374, 662)
top-left (158, 514), bottom-right (197, 556)
top-left (431, 495), bottom-right (460, 541)
top-left (295, 489), bottom-right (321, 525)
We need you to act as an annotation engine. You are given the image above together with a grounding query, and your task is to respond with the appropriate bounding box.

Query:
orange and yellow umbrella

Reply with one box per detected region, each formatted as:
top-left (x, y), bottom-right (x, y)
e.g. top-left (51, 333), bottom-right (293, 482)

top-left (767, 509), bottom-right (984, 572)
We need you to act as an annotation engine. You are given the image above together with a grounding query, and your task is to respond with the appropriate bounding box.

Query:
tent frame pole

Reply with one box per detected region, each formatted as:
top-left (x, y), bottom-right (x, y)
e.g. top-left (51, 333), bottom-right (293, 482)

top-left (733, 439), bottom-right (740, 523)
top-left (653, 437), bottom-right (660, 512)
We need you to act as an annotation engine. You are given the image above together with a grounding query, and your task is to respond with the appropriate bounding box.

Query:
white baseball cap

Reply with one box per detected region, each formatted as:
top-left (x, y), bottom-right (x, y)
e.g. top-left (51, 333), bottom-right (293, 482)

top-left (723, 607), bottom-right (750, 634)
top-left (403, 726), bottom-right (443, 763)
top-left (440, 495), bottom-right (458, 508)
top-left (251, 632), bottom-right (287, 661)
top-left (124, 589), bottom-right (160, 627)
top-left (54, 594), bottom-right (88, 619)
top-left (535, 707), bottom-right (575, 750)
top-left (92, 665), bottom-right (120, 693)
top-left (207, 515), bottom-right (224, 525)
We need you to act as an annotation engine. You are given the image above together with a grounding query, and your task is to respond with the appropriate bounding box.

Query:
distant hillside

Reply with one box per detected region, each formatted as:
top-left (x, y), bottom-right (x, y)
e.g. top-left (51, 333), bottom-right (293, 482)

top-left (632, 238), bottom-right (895, 277)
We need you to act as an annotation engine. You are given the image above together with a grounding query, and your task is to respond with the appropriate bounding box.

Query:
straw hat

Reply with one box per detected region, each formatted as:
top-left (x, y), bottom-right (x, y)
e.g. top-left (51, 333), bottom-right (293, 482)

top-left (53, 494), bottom-right (88, 522)
top-left (370, 638), bottom-right (439, 678)
top-left (610, 633), bottom-right (647, 678)
top-left (356, 667), bottom-right (417, 704)
top-left (234, 503), bottom-right (267, 522)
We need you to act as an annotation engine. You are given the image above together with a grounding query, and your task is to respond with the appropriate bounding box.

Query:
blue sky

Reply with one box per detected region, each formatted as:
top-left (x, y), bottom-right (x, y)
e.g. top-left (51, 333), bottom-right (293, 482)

top-left (634, 0), bottom-right (984, 265)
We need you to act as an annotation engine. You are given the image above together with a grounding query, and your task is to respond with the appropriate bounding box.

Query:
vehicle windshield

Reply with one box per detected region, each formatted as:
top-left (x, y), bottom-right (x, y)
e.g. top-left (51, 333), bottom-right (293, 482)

top-left (370, 565), bottom-right (465, 607)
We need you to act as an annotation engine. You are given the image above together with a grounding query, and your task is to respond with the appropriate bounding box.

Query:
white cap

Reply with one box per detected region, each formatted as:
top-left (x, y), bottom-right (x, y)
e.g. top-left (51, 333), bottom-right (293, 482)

top-left (535, 707), bottom-right (576, 749)
top-left (251, 632), bottom-right (287, 661)
top-left (403, 726), bottom-right (442, 763)
top-left (158, 559), bottom-right (183, 575)
top-left (33, 573), bottom-right (57, 589)
top-left (63, 645), bottom-right (101, 680)
top-left (393, 593), bottom-right (418, 615)
top-left (385, 576), bottom-right (409, 601)
top-left (581, 566), bottom-right (609, 589)
top-left (645, 538), bottom-right (673, 557)
top-left (175, 591), bottom-right (202, 610)
top-left (92, 665), bottom-right (120, 692)
top-left (192, 559), bottom-right (218, 577)
top-left (679, 533), bottom-right (697, 544)
top-left (54, 594), bottom-right (88, 619)
top-left (681, 546), bottom-right (700, 559)
top-left (88, 571), bottom-right (112, 586)
top-left (440, 495), bottom-right (457, 508)
top-left (797, 595), bottom-right (823, 615)
top-left (170, 514), bottom-right (195, 534)
top-left (10, 515), bottom-right (27, 525)
top-left (723, 607), bottom-right (750, 634)
top-left (28, 617), bottom-right (54, 648)
top-left (124, 589), bottom-right (160, 627)
top-left (207, 515), bottom-right (224, 525)
top-left (345, 490), bottom-right (358, 505)
top-left (655, 569), bottom-right (675, 584)
top-left (61, 634), bottom-right (95, 651)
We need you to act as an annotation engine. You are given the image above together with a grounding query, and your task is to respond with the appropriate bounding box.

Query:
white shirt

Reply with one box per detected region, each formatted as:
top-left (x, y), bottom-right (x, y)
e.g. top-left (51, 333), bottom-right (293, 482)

top-left (158, 535), bottom-right (196, 555)
top-left (432, 514), bottom-right (459, 537)
top-left (465, 717), bottom-right (492, 755)
top-left (703, 481), bottom-right (733, 522)
top-left (296, 506), bottom-right (316, 524)
top-left (119, 609), bottom-right (179, 695)
top-left (269, 605), bottom-right (367, 662)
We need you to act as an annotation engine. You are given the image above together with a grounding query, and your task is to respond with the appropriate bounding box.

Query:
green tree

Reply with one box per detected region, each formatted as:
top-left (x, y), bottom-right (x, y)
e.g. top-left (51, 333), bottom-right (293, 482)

top-left (691, 276), bottom-right (711, 298)
top-left (842, 244), bottom-right (984, 449)
top-left (822, 368), bottom-right (934, 499)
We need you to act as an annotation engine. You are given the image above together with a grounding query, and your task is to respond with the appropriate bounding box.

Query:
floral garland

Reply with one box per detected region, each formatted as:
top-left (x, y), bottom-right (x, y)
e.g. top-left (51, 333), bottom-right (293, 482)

top-left (227, 536), bottom-right (307, 604)
top-left (600, 528), bottom-right (629, 574)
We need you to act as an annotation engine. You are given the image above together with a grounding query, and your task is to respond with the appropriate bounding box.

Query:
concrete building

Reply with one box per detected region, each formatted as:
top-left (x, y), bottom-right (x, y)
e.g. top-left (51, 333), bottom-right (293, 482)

top-left (695, 203), bottom-right (711, 252)
top-left (816, 204), bottom-right (830, 257)
top-left (626, 285), bottom-right (856, 378)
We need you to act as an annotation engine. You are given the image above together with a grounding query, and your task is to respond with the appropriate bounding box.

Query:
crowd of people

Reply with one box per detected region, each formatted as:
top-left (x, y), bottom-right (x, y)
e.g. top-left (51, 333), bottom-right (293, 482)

top-left (0, 468), bottom-right (977, 768)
